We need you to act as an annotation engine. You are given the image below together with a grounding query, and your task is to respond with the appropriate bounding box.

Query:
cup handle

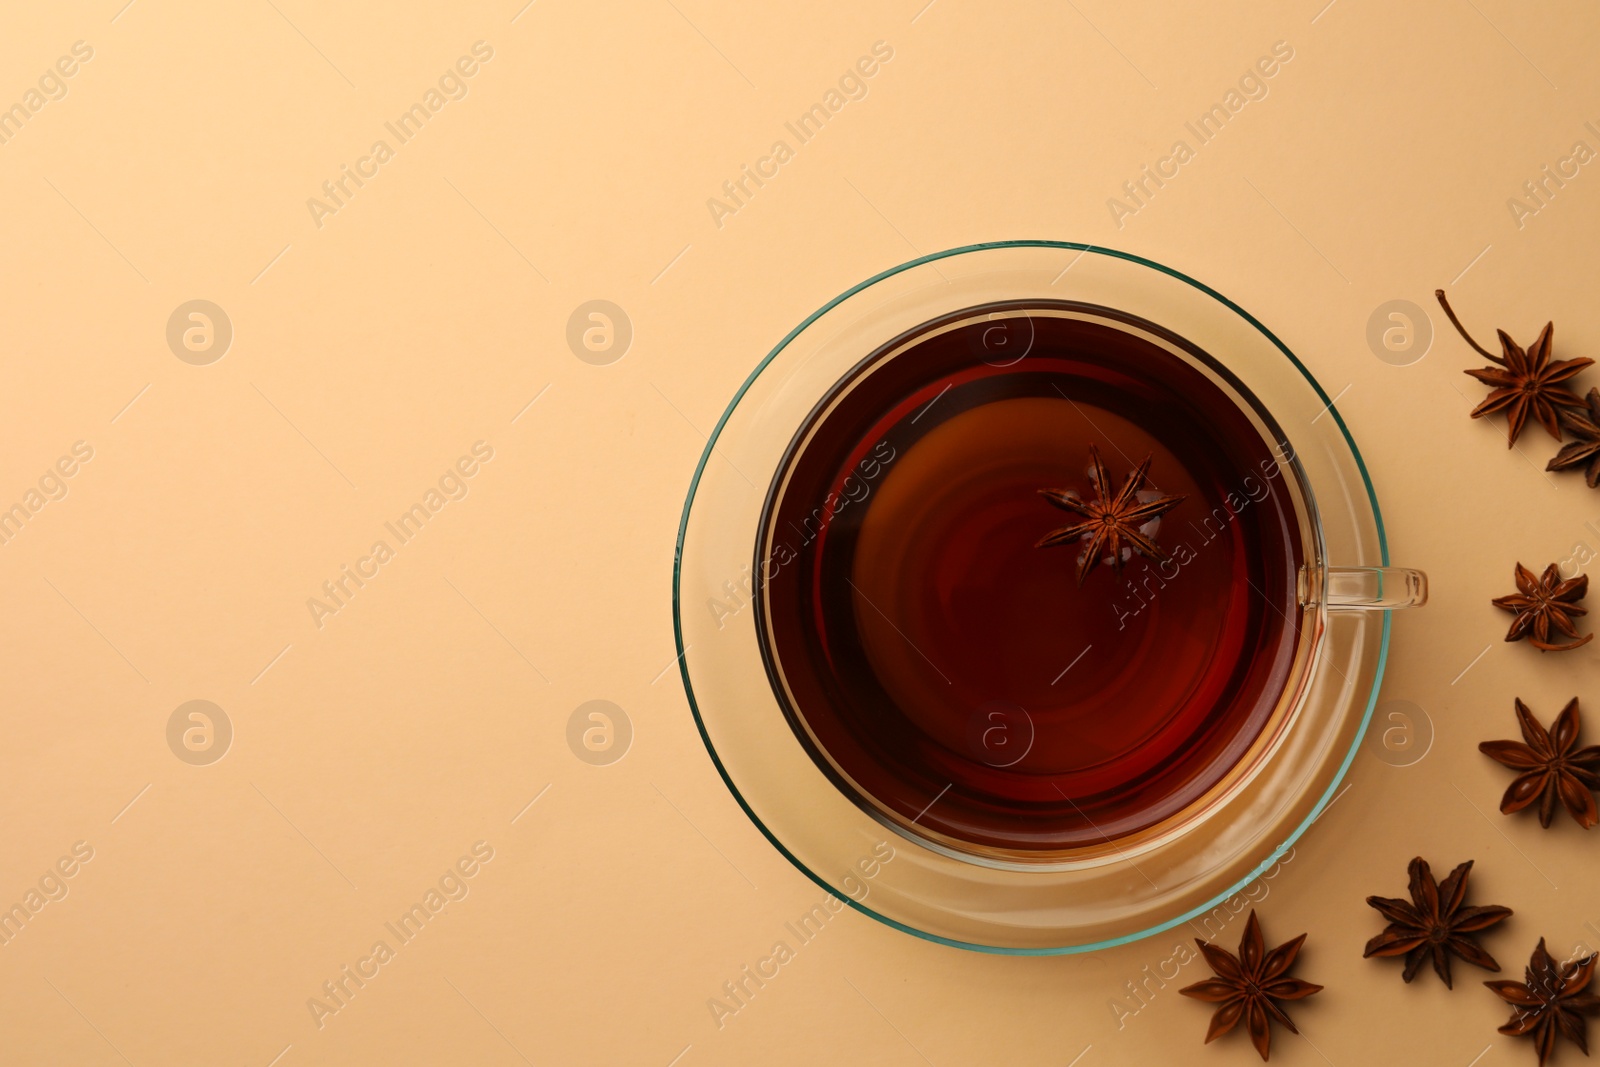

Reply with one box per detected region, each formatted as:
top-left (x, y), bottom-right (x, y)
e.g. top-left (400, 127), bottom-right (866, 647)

top-left (1305, 566), bottom-right (1428, 611)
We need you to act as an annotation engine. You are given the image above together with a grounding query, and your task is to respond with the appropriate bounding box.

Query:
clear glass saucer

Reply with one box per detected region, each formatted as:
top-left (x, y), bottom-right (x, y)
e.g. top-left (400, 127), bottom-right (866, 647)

top-left (671, 242), bottom-right (1390, 954)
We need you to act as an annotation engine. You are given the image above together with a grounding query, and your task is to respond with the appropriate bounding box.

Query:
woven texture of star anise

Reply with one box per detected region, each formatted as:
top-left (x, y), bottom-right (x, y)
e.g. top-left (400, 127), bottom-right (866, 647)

top-left (1036, 444), bottom-right (1184, 585)
top-left (1480, 698), bottom-right (1600, 829)
top-left (1492, 562), bottom-right (1592, 652)
top-left (1436, 289), bottom-right (1592, 447)
top-left (1179, 910), bottom-right (1321, 1062)
top-left (1485, 939), bottom-right (1600, 1066)
top-left (1362, 856), bottom-right (1511, 987)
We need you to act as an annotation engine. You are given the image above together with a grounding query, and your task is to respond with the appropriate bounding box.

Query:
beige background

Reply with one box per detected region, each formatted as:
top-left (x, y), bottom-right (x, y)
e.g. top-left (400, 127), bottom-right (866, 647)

top-left (2, 0), bottom-right (1599, 1063)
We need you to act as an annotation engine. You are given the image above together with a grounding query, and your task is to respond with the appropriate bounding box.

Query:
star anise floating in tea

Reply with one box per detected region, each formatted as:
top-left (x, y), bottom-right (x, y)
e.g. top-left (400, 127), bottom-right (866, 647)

top-left (1547, 387), bottom-right (1600, 486)
top-left (1362, 856), bottom-right (1511, 987)
top-left (1036, 444), bottom-right (1185, 585)
top-left (1480, 698), bottom-right (1600, 829)
top-left (1485, 939), bottom-right (1600, 1067)
top-left (1493, 562), bottom-right (1592, 652)
top-left (1179, 910), bottom-right (1322, 1062)
top-left (1436, 289), bottom-right (1592, 447)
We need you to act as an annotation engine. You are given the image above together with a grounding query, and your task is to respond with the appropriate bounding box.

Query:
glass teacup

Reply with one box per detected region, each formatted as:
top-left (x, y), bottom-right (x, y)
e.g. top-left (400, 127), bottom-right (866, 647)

top-left (675, 242), bottom-right (1425, 952)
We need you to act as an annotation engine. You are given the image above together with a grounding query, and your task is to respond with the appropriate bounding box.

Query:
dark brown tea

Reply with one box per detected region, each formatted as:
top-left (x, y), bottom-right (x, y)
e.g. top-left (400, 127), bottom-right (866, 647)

top-left (755, 303), bottom-right (1308, 856)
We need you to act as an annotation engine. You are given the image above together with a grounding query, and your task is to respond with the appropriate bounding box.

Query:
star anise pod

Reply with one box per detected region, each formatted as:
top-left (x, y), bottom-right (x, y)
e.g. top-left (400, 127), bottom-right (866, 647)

top-left (1480, 698), bottom-right (1600, 829)
top-left (1179, 910), bottom-right (1321, 1061)
top-left (1485, 939), bottom-right (1600, 1066)
top-left (1436, 289), bottom-right (1591, 447)
top-left (1547, 387), bottom-right (1600, 485)
top-left (1362, 856), bottom-right (1511, 987)
top-left (1036, 445), bottom-right (1185, 585)
top-left (1492, 562), bottom-right (1592, 652)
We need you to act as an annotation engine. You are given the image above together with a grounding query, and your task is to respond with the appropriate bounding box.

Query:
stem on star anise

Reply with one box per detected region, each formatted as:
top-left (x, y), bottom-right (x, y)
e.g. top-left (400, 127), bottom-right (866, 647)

top-left (1436, 288), bottom-right (1505, 365)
